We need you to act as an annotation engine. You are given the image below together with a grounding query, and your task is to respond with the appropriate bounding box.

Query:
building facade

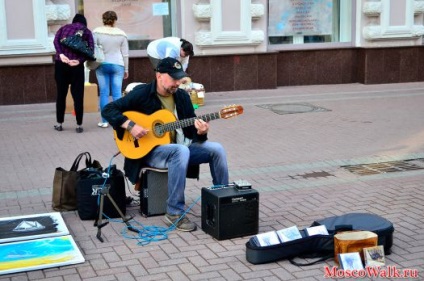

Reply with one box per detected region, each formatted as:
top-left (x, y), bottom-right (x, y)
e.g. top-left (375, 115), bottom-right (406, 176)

top-left (1, 0), bottom-right (424, 105)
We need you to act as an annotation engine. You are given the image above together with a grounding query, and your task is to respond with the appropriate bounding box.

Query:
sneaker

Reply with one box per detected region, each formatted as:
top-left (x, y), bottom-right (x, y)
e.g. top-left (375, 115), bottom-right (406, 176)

top-left (54, 124), bottom-right (63, 131)
top-left (164, 213), bottom-right (197, 232)
top-left (97, 122), bottom-right (109, 128)
top-left (76, 126), bottom-right (84, 133)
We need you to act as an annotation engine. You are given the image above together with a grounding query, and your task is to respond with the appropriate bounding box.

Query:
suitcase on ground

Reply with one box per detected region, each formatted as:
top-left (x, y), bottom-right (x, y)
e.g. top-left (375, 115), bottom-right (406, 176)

top-left (245, 212), bottom-right (394, 265)
top-left (139, 167), bottom-right (168, 217)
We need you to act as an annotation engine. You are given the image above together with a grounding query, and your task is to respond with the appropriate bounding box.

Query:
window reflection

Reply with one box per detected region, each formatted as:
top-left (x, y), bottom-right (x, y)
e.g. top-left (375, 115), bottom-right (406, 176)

top-left (78, 0), bottom-right (173, 51)
top-left (268, 0), bottom-right (351, 45)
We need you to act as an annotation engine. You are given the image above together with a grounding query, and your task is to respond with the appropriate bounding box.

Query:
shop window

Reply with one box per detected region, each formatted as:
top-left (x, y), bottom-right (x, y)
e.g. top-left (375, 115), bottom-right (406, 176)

top-left (78, 0), bottom-right (175, 54)
top-left (268, 0), bottom-right (352, 46)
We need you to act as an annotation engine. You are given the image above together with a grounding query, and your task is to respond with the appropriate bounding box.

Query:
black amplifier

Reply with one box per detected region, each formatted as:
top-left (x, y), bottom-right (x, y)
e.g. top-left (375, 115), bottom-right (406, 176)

top-left (139, 168), bottom-right (168, 217)
top-left (201, 185), bottom-right (259, 240)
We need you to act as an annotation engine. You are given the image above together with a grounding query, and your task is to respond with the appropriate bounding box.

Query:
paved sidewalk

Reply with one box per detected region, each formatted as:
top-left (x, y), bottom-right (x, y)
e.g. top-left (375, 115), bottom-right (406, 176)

top-left (0, 82), bottom-right (423, 280)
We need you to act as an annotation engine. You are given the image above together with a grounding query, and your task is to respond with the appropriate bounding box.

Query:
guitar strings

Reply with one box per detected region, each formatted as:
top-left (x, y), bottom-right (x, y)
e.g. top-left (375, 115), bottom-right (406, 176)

top-left (161, 112), bottom-right (221, 132)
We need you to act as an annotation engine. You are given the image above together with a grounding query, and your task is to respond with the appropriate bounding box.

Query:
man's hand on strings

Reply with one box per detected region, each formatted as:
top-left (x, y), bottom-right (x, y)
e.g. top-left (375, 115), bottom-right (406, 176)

top-left (194, 119), bottom-right (209, 135)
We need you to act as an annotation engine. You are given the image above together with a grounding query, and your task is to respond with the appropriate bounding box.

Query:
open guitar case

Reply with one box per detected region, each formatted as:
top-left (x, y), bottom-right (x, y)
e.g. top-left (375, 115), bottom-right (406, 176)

top-left (245, 213), bottom-right (395, 265)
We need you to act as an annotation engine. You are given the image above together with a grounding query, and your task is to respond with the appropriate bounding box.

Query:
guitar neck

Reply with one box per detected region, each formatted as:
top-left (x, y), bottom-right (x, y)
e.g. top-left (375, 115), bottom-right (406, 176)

top-left (161, 112), bottom-right (221, 132)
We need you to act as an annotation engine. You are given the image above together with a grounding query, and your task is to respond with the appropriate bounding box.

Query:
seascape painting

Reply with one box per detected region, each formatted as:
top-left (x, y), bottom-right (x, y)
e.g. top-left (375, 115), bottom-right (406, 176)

top-left (0, 235), bottom-right (85, 275)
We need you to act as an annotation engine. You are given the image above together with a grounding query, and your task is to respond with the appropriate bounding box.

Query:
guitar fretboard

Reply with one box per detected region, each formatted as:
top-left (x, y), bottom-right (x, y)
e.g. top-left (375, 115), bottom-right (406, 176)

top-left (158, 112), bottom-right (221, 133)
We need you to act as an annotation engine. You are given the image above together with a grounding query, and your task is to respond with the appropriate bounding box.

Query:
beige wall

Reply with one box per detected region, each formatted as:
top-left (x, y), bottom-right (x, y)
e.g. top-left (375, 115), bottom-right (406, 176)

top-left (5, 0), bottom-right (35, 39)
top-left (358, 0), bottom-right (424, 47)
top-left (2, 0), bottom-right (424, 105)
top-left (183, 0), bottom-right (267, 56)
top-left (47, 0), bottom-right (75, 37)
top-left (2, 0), bottom-right (424, 64)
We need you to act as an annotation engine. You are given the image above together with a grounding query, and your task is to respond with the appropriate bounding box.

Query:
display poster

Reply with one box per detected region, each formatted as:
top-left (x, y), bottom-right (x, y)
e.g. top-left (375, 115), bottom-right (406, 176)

top-left (152, 3), bottom-right (169, 16)
top-left (268, 0), bottom-right (333, 36)
top-left (83, 0), bottom-right (167, 45)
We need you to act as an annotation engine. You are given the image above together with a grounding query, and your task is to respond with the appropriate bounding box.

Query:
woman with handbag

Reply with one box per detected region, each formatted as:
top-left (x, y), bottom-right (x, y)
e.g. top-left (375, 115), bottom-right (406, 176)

top-left (53, 14), bottom-right (94, 133)
top-left (92, 11), bottom-right (129, 128)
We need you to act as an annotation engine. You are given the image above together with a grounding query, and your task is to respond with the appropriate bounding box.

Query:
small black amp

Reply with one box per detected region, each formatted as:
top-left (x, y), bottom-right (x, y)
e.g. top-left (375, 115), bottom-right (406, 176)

top-left (201, 184), bottom-right (259, 240)
top-left (139, 168), bottom-right (168, 217)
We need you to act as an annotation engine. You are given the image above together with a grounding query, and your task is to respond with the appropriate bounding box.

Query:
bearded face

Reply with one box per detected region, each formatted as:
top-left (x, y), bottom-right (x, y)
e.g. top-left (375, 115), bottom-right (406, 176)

top-left (156, 72), bottom-right (182, 96)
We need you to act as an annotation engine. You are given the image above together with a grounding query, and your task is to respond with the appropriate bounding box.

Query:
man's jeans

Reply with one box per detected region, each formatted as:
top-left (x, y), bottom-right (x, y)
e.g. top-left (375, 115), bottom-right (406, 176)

top-left (142, 141), bottom-right (229, 215)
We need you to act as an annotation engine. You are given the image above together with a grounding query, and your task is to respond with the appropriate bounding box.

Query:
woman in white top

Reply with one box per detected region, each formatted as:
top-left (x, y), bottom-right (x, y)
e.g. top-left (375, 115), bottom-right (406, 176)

top-left (147, 37), bottom-right (194, 71)
top-left (93, 10), bottom-right (129, 128)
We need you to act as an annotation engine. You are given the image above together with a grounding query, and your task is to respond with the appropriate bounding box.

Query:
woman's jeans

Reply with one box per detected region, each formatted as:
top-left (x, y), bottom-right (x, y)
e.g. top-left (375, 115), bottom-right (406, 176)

top-left (96, 63), bottom-right (124, 122)
top-left (142, 141), bottom-right (229, 215)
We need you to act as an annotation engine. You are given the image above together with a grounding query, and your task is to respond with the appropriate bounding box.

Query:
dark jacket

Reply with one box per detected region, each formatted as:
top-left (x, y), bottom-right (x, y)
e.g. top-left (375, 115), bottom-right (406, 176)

top-left (101, 80), bottom-right (207, 183)
top-left (53, 22), bottom-right (94, 63)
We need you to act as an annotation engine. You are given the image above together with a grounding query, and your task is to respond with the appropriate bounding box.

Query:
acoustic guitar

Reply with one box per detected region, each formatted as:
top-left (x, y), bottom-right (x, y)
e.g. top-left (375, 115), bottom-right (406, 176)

top-left (114, 105), bottom-right (244, 159)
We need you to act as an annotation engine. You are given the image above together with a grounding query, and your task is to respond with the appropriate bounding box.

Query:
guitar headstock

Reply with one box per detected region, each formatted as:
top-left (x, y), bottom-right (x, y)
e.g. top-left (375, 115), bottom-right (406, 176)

top-left (219, 105), bottom-right (244, 119)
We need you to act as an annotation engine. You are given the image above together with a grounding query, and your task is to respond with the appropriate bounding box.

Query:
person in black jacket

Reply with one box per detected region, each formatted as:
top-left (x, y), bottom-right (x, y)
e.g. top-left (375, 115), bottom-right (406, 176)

top-left (101, 57), bottom-right (229, 232)
top-left (53, 14), bottom-right (94, 133)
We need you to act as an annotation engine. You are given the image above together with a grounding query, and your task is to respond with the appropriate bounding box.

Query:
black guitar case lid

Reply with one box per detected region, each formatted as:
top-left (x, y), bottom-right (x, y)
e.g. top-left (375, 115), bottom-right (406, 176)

top-left (311, 212), bottom-right (394, 254)
top-left (245, 212), bottom-right (394, 265)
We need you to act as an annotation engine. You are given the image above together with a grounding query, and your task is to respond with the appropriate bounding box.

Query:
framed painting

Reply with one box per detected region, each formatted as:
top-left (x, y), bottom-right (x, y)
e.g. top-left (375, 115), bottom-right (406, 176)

top-left (0, 212), bottom-right (69, 244)
top-left (0, 235), bottom-right (85, 275)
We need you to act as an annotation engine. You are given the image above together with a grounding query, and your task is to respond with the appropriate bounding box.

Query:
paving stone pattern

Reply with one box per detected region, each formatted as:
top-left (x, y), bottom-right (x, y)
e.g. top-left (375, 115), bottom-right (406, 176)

top-left (0, 82), bottom-right (423, 280)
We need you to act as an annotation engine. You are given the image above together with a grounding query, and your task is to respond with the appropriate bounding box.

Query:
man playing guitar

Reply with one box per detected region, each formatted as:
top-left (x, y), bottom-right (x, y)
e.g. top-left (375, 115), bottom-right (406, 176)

top-left (102, 57), bottom-right (229, 232)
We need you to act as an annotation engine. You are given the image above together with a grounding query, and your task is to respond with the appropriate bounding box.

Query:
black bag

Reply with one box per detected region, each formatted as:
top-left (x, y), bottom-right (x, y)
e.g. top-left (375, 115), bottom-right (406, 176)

top-left (52, 152), bottom-right (102, 211)
top-left (60, 29), bottom-right (95, 60)
top-left (245, 212), bottom-right (394, 265)
top-left (76, 165), bottom-right (126, 220)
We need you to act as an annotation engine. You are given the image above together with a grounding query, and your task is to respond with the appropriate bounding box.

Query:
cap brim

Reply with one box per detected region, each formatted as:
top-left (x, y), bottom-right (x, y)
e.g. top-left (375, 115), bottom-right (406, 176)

top-left (169, 70), bottom-right (188, 80)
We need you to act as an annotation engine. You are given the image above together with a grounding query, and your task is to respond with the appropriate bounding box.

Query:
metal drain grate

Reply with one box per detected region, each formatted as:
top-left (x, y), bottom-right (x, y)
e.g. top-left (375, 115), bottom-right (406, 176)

top-left (256, 103), bottom-right (331, 115)
top-left (341, 158), bottom-right (424, 176)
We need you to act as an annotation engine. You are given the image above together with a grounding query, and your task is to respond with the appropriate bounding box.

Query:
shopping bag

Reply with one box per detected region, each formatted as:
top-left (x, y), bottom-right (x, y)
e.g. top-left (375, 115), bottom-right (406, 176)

top-left (52, 152), bottom-right (102, 211)
top-left (86, 44), bottom-right (104, 70)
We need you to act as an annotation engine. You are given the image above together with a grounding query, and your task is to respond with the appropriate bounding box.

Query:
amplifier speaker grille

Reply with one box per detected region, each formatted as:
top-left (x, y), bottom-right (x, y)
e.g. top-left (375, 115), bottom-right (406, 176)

top-left (139, 168), bottom-right (168, 217)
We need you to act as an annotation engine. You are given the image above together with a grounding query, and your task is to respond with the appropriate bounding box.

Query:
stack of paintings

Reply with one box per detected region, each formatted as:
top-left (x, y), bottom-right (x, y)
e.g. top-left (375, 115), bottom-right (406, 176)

top-left (0, 212), bottom-right (84, 275)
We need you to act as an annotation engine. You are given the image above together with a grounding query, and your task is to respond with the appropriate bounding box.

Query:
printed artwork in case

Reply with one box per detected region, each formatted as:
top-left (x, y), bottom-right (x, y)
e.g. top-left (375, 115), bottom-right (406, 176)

top-left (338, 252), bottom-right (364, 270)
top-left (363, 245), bottom-right (385, 267)
top-left (276, 226), bottom-right (302, 242)
top-left (305, 225), bottom-right (329, 236)
top-left (255, 231), bottom-right (281, 246)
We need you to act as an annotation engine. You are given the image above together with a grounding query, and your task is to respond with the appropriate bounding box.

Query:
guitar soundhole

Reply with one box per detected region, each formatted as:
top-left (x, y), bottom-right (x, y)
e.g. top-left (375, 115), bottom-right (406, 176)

top-left (153, 122), bottom-right (164, 138)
